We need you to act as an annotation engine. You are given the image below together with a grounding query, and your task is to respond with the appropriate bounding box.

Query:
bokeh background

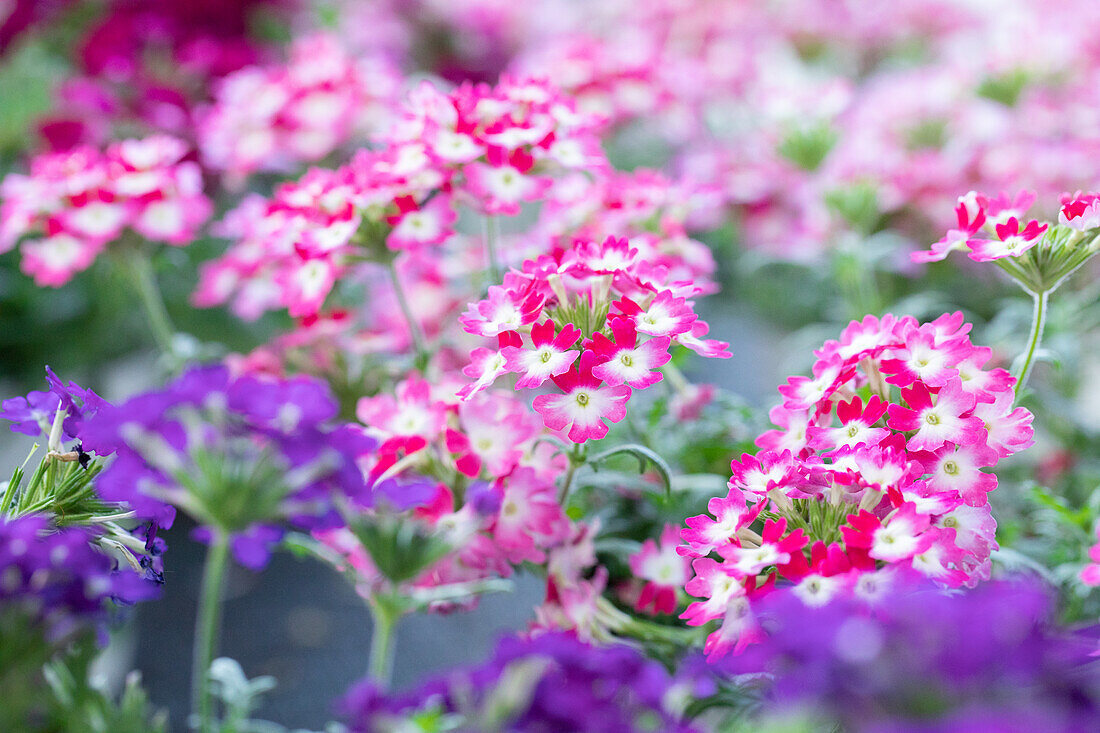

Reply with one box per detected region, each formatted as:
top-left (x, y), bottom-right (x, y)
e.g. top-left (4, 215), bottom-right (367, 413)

top-left (3, 0), bottom-right (1100, 728)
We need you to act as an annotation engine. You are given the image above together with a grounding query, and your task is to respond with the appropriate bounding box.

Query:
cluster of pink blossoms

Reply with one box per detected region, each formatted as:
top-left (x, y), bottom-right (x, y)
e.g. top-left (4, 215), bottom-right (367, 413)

top-left (194, 75), bottom-right (608, 321)
top-left (914, 190), bottom-right (1049, 264)
top-left (531, 169), bottom-right (722, 292)
top-left (915, 189), bottom-right (1100, 264)
top-left (0, 135), bottom-right (210, 286)
top-left (458, 234), bottom-right (730, 442)
top-left (680, 313), bottom-right (1034, 660)
top-left (198, 34), bottom-right (401, 185)
top-left (316, 376), bottom-right (572, 601)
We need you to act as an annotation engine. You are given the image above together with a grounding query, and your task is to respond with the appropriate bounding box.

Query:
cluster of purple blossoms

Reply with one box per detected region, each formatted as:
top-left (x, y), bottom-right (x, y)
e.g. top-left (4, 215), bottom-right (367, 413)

top-left (341, 632), bottom-right (710, 732)
top-left (82, 365), bottom-right (375, 569)
top-left (722, 578), bottom-right (1100, 732)
top-left (0, 366), bottom-right (108, 448)
top-left (0, 515), bottom-right (156, 643)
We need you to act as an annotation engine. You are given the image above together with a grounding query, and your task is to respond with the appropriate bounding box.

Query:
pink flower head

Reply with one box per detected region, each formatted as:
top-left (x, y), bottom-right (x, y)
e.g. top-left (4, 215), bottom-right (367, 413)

top-left (717, 517), bottom-right (808, 578)
top-left (682, 557), bottom-right (748, 627)
top-left (1059, 191), bottom-right (1100, 231)
top-left (460, 284), bottom-right (545, 337)
top-left (912, 193), bottom-right (987, 263)
top-left (887, 378), bottom-right (985, 453)
top-left (922, 443), bottom-right (998, 506)
top-left (967, 217), bottom-right (1047, 262)
top-left (818, 395), bottom-right (889, 453)
top-left (843, 503), bottom-right (933, 563)
top-left (629, 525), bottom-right (691, 615)
top-left (676, 319), bottom-right (733, 359)
top-left (728, 450), bottom-right (799, 502)
top-left (503, 319), bottom-right (581, 389)
top-left (588, 317), bottom-right (671, 388)
top-left (491, 468), bottom-right (569, 565)
top-left (357, 376), bottom-right (450, 444)
top-left (971, 389), bottom-right (1034, 459)
top-left (680, 490), bottom-right (764, 558)
top-left (386, 194), bottom-right (457, 251)
top-left (981, 190), bottom-right (1036, 226)
top-left (613, 290), bottom-right (697, 337)
top-left (532, 351), bottom-right (631, 443)
top-left (458, 331), bottom-right (523, 401)
top-left (879, 321), bottom-right (973, 388)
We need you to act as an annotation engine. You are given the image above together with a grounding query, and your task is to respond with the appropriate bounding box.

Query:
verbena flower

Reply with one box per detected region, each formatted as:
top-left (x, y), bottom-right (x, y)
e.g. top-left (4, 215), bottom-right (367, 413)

top-left (680, 313), bottom-right (1033, 659)
top-left (83, 365), bottom-right (374, 569)
top-left (198, 33), bottom-right (401, 185)
top-left (722, 578), bottom-right (1100, 732)
top-left (0, 515), bottom-right (156, 643)
top-left (459, 234), bottom-right (729, 442)
top-left (341, 632), bottom-right (705, 732)
top-left (0, 136), bottom-right (211, 286)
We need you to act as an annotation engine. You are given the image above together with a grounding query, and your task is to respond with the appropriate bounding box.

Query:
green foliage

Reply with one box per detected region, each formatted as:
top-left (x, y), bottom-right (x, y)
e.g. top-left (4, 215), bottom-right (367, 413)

top-left (777, 121), bottom-right (838, 172)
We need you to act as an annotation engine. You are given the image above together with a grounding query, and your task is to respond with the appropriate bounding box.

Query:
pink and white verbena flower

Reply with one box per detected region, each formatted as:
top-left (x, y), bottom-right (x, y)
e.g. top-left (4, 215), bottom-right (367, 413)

top-left (627, 524), bottom-right (692, 616)
top-left (458, 234), bottom-right (729, 442)
top-left (679, 312), bottom-right (1034, 661)
top-left (0, 135), bottom-right (211, 286)
top-left (196, 75), bottom-right (609, 321)
top-left (913, 189), bottom-right (1051, 265)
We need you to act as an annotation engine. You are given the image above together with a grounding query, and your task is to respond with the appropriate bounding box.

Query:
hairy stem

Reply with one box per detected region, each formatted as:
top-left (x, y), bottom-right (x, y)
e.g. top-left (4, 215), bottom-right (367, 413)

top-left (1014, 289), bottom-right (1048, 395)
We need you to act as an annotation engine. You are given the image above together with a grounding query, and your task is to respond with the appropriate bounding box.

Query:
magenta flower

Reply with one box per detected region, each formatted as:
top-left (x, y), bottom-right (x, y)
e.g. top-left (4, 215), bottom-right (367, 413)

top-left (968, 216), bottom-right (1048, 262)
top-left (532, 352), bottom-right (631, 443)
top-left (615, 290), bottom-right (697, 337)
top-left (588, 317), bottom-right (671, 388)
top-left (887, 378), bottom-right (985, 453)
top-left (502, 319), bottom-right (582, 389)
top-left (1059, 190), bottom-right (1100, 231)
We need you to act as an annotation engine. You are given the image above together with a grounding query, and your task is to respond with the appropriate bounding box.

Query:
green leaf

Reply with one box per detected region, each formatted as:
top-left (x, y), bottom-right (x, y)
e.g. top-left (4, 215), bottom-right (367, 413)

top-left (589, 443), bottom-right (674, 498)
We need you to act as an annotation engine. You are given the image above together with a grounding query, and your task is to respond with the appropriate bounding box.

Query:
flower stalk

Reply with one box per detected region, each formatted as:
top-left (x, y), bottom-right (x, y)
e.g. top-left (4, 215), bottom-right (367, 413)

top-left (192, 529), bottom-right (231, 733)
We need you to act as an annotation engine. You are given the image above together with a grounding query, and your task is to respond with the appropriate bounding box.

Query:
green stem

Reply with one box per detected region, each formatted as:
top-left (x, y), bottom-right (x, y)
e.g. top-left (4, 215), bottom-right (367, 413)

top-left (192, 530), bottom-right (231, 733)
top-left (121, 248), bottom-right (176, 354)
top-left (386, 260), bottom-right (430, 371)
top-left (367, 597), bottom-right (399, 687)
top-left (483, 215), bottom-right (502, 283)
top-left (557, 444), bottom-right (587, 505)
top-left (1014, 289), bottom-right (1048, 395)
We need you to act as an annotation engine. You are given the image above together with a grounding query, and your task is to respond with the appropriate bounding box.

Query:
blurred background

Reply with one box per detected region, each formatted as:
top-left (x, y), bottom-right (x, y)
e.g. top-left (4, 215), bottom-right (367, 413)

top-left (3, 0), bottom-right (1100, 728)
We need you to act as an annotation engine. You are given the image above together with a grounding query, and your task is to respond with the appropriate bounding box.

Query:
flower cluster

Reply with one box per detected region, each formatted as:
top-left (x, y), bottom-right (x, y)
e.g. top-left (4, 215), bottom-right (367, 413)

top-left (0, 135), bottom-right (211, 286)
top-left (0, 366), bottom-right (107, 447)
top-left (82, 365), bottom-right (374, 569)
top-left (724, 578), bottom-right (1100, 732)
top-left (195, 75), bottom-right (608, 320)
top-left (533, 168), bottom-right (721, 291)
top-left (198, 33), bottom-right (401, 185)
top-left (460, 234), bottom-right (730, 441)
top-left (314, 379), bottom-right (569, 601)
top-left (341, 632), bottom-right (707, 733)
top-left (0, 515), bottom-right (155, 642)
top-left (681, 313), bottom-right (1033, 659)
top-left (914, 190), bottom-right (1049, 264)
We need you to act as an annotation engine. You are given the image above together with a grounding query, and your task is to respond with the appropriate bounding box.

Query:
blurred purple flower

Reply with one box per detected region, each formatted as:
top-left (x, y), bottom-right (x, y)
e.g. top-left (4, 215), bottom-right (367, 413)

top-left (342, 632), bottom-right (704, 732)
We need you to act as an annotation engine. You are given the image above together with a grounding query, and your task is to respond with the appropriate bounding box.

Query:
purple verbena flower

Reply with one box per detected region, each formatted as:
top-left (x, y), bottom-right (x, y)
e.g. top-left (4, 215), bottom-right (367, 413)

top-left (83, 364), bottom-right (377, 569)
top-left (341, 632), bottom-right (703, 732)
top-left (721, 577), bottom-right (1100, 732)
top-left (0, 515), bottom-right (157, 644)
